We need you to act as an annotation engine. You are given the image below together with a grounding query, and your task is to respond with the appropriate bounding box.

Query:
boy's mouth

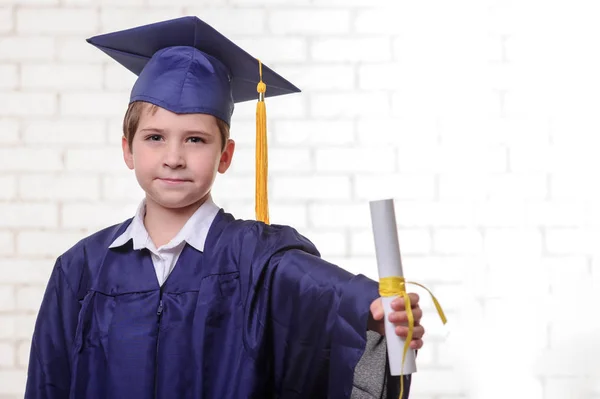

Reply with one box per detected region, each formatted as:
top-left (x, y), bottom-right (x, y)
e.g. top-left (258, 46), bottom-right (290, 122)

top-left (157, 178), bottom-right (190, 184)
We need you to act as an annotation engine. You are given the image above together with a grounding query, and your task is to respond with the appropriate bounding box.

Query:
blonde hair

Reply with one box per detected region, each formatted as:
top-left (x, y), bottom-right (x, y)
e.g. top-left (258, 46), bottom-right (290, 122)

top-left (122, 101), bottom-right (230, 151)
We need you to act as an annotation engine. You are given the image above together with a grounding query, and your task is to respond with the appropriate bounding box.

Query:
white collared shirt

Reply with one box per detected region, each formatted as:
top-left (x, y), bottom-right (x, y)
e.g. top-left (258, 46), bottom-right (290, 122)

top-left (109, 197), bottom-right (220, 286)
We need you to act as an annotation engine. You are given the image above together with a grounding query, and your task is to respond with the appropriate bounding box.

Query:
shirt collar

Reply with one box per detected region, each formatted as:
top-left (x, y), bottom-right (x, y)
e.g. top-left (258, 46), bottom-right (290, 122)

top-left (108, 196), bottom-right (220, 252)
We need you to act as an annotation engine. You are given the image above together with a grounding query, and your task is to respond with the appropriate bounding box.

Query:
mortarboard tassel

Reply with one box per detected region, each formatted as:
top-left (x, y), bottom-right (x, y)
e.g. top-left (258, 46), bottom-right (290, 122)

top-left (256, 60), bottom-right (269, 224)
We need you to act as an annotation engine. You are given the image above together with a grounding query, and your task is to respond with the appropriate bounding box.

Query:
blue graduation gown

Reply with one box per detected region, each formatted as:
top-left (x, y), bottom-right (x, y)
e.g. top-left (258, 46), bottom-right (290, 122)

top-left (25, 210), bottom-right (409, 398)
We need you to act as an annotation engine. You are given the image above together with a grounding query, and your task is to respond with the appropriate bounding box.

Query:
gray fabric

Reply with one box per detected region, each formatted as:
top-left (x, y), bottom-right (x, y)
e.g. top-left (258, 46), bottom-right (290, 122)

top-left (351, 331), bottom-right (391, 399)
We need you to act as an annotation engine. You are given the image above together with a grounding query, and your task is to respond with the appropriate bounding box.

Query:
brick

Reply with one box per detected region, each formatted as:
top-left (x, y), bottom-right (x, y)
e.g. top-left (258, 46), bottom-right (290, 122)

top-left (0, 7), bottom-right (11, 34)
top-left (438, 173), bottom-right (488, 201)
top-left (268, 204), bottom-right (308, 229)
top-left (398, 145), bottom-right (507, 173)
top-left (0, 37), bottom-right (54, 61)
top-left (21, 64), bottom-right (103, 90)
top-left (545, 228), bottom-right (599, 255)
top-left (16, 315), bottom-right (36, 339)
top-left (484, 228), bottom-right (542, 258)
top-left (149, 0), bottom-right (225, 4)
top-left (357, 117), bottom-right (439, 146)
top-left (354, 173), bottom-right (435, 201)
top-left (104, 63), bottom-right (137, 91)
top-left (358, 63), bottom-right (404, 90)
top-left (308, 203), bottom-right (370, 228)
top-left (525, 201), bottom-right (587, 227)
top-left (0, 118), bottom-right (19, 143)
top-left (311, 92), bottom-right (390, 117)
top-left (0, 343), bottom-right (15, 367)
top-left (19, 174), bottom-right (100, 201)
top-left (57, 37), bottom-right (105, 63)
top-left (272, 176), bottom-right (351, 200)
top-left (544, 377), bottom-right (598, 399)
top-left (230, 0), bottom-right (309, 5)
top-left (0, 148), bottom-right (62, 172)
top-left (62, 202), bottom-right (138, 229)
top-left (405, 369), bottom-right (462, 395)
top-left (0, 64), bottom-right (18, 89)
top-left (17, 231), bottom-right (88, 257)
top-left (312, 0), bottom-right (390, 6)
top-left (0, 370), bottom-right (25, 395)
top-left (273, 119), bottom-right (355, 145)
top-left (212, 176), bottom-right (253, 200)
top-left (0, 93), bottom-right (56, 116)
top-left (394, 201), bottom-right (475, 228)
top-left (0, 176), bottom-right (17, 200)
top-left (269, 10), bottom-right (350, 34)
top-left (0, 0), bottom-right (57, 4)
top-left (17, 286), bottom-right (45, 312)
top-left (404, 255), bottom-right (477, 285)
top-left (0, 286), bottom-right (15, 311)
top-left (229, 147), bottom-right (311, 175)
top-left (354, 8), bottom-right (403, 34)
top-left (22, 119), bottom-right (105, 145)
top-left (350, 228), bottom-right (431, 256)
top-left (296, 229), bottom-right (346, 257)
top-left (315, 148), bottom-right (395, 173)
top-left (546, 256), bottom-right (594, 298)
top-left (0, 231), bottom-right (14, 256)
top-left (474, 201), bottom-right (526, 227)
top-left (184, 8), bottom-right (265, 35)
top-left (106, 118), bottom-right (124, 145)
top-left (277, 65), bottom-right (355, 91)
top-left (433, 228), bottom-right (483, 255)
top-left (311, 37), bottom-right (391, 62)
top-left (0, 204), bottom-right (58, 228)
top-left (18, 340), bottom-right (31, 367)
top-left (552, 172), bottom-right (600, 199)
top-left (99, 8), bottom-right (184, 32)
top-left (60, 92), bottom-right (128, 117)
top-left (0, 316), bottom-right (16, 339)
top-left (17, 8), bottom-right (98, 34)
top-left (102, 175), bottom-right (145, 201)
top-left (487, 173), bottom-right (548, 200)
top-left (65, 147), bottom-right (126, 172)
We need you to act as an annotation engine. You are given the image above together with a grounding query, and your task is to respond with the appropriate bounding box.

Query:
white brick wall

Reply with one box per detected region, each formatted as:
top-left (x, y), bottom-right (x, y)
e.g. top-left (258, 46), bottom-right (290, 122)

top-left (0, 1), bottom-right (598, 399)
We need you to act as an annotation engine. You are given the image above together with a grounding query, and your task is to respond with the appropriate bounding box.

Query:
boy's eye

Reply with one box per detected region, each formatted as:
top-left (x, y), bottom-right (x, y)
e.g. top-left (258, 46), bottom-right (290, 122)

top-left (187, 137), bottom-right (205, 143)
top-left (147, 135), bottom-right (162, 141)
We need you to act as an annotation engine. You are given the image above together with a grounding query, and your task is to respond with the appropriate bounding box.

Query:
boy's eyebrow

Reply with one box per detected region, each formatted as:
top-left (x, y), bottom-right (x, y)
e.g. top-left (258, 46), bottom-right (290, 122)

top-left (138, 128), bottom-right (214, 136)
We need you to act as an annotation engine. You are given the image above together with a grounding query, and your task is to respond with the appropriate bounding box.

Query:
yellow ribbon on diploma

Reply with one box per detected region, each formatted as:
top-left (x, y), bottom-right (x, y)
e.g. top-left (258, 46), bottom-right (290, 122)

top-left (379, 276), bottom-right (448, 399)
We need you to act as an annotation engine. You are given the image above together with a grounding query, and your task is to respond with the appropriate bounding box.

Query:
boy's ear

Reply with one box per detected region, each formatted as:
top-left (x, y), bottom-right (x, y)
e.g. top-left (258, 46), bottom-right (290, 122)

top-left (218, 139), bottom-right (235, 174)
top-left (122, 136), bottom-right (134, 170)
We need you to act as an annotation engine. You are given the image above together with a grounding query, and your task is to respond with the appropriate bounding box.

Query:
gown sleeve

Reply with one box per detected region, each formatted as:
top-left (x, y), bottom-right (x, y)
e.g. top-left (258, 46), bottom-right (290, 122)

top-left (25, 257), bottom-right (81, 399)
top-left (242, 223), bottom-right (411, 398)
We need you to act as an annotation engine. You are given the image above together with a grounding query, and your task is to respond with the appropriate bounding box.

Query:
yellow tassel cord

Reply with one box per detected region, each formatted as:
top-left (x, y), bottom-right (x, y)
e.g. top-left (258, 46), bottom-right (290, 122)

top-left (379, 276), bottom-right (448, 399)
top-left (256, 60), bottom-right (269, 224)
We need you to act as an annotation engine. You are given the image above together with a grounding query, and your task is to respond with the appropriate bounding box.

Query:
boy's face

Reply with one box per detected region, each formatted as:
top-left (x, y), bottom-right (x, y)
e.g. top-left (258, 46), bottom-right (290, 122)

top-left (122, 106), bottom-right (235, 210)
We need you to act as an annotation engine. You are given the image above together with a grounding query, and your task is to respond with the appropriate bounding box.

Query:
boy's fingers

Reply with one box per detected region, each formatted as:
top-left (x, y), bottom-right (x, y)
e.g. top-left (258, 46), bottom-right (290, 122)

top-left (388, 308), bottom-right (423, 324)
top-left (395, 325), bottom-right (425, 340)
top-left (410, 339), bottom-right (424, 350)
top-left (391, 293), bottom-right (420, 310)
top-left (370, 298), bottom-right (384, 320)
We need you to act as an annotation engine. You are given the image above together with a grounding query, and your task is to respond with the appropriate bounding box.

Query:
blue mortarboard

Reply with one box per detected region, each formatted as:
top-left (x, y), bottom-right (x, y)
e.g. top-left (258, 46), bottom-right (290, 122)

top-left (86, 16), bottom-right (300, 126)
top-left (87, 16), bottom-right (301, 224)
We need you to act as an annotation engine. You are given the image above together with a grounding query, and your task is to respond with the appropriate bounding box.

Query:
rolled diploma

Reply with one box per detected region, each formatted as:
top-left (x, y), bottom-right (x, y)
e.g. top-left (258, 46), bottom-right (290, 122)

top-left (369, 199), bottom-right (417, 376)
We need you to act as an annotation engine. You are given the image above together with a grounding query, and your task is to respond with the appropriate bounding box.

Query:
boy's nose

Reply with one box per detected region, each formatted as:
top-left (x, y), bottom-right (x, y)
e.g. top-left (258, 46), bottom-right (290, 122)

top-left (163, 145), bottom-right (186, 168)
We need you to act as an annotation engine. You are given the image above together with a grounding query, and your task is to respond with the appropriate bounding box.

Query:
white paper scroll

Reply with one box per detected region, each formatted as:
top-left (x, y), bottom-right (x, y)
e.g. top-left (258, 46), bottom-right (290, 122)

top-left (369, 198), bottom-right (417, 376)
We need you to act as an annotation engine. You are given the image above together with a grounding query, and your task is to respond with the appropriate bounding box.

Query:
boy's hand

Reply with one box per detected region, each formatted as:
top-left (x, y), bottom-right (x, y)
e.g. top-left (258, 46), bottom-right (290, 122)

top-left (368, 293), bottom-right (424, 350)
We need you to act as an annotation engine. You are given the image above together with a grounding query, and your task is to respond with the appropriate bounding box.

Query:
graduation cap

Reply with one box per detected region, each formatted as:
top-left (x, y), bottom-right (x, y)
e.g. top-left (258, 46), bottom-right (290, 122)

top-left (87, 16), bottom-right (301, 224)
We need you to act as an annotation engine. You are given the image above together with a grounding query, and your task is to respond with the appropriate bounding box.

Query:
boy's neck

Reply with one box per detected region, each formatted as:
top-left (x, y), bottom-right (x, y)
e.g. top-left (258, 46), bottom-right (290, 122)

top-left (143, 195), bottom-right (209, 248)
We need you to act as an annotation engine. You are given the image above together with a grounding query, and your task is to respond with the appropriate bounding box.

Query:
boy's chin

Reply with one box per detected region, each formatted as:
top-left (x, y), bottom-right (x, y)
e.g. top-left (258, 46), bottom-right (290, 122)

top-left (146, 192), bottom-right (207, 210)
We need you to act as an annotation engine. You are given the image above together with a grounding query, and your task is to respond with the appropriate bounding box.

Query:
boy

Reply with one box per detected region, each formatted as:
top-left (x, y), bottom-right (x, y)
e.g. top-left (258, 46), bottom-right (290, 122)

top-left (25, 16), bottom-right (426, 398)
